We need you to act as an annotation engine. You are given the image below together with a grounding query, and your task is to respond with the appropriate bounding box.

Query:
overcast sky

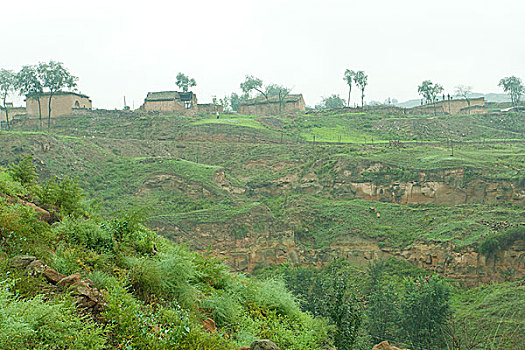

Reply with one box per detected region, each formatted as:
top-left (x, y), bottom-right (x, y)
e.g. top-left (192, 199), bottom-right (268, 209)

top-left (2, 0), bottom-right (524, 109)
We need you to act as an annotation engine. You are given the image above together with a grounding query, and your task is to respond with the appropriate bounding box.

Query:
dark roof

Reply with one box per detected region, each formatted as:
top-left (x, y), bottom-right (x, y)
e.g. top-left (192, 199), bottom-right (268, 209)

top-left (145, 91), bottom-right (194, 102)
top-left (241, 94), bottom-right (303, 106)
top-left (28, 91), bottom-right (90, 99)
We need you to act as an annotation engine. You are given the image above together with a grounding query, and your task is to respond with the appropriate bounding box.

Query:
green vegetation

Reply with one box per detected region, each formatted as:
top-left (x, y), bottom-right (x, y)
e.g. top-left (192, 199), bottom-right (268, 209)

top-left (0, 106), bottom-right (523, 349)
top-left (0, 160), bottom-right (331, 349)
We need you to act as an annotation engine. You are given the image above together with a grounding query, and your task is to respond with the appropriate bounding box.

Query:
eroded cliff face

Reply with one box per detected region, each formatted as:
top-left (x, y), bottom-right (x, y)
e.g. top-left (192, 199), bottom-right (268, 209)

top-left (195, 226), bottom-right (525, 287)
top-left (252, 162), bottom-right (524, 205)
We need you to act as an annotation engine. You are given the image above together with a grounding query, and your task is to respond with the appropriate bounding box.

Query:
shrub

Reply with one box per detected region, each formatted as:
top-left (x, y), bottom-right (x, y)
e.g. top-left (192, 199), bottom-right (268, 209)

top-left (0, 170), bottom-right (28, 198)
top-left (7, 155), bottom-right (37, 186)
top-left (39, 176), bottom-right (84, 216)
top-left (0, 279), bottom-right (106, 349)
top-left (53, 217), bottom-right (114, 253)
top-left (478, 226), bottom-right (525, 256)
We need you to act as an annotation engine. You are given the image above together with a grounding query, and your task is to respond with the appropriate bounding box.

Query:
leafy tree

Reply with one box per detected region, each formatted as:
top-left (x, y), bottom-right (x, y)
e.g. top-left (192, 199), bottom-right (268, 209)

top-left (498, 76), bottom-right (524, 107)
top-left (229, 92), bottom-right (244, 112)
top-left (418, 80), bottom-right (443, 105)
top-left (240, 76), bottom-right (291, 113)
top-left (0, 69), bottom-right (16, 130)
top-left (400, 277), bottom-right (451, 350)
top-left (354, 71), bottom-right (368, 107)
top-left (266, 84), bottom-right (291, 113)
top-left (175, 72), bottom-right (196, 92)
top-left (37, 61), bottom-right (78, 129)
top-left (240, 75), bottom-right (268, 100)
top-left (15, 65), bottom-right (44, 128)
top-left (316, 94), bottom-right (346, 109)
top-left (455, 85), bottom-right (473, 113)
top-left (343, 69), bottom-right (355, 107)
top-left (365, 261), bottom-right (401, 345)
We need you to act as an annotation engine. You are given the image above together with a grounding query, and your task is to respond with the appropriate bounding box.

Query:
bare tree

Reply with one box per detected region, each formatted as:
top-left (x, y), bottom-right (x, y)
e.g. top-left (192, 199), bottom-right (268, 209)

top-left (455, 85), bottom-right (473, 113)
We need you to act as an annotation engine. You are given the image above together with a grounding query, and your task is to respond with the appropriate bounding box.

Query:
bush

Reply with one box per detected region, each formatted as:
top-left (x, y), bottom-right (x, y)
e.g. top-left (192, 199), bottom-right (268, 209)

top-left (478, 226), bottom-right (525, 256)
top-left (0, 170), bottom-right (29, 198)
top-left (39, 176), bottom-right (84, 216)
top-left (0, 279), bottom-right (106, 349)
top-left (53, 217), bottom-right (114, 253)
top-left (7, 156), bottom-right (37, 186)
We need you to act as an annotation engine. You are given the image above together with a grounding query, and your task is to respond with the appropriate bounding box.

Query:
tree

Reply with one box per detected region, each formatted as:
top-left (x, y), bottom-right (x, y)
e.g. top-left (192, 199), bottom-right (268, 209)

top-left (240, 75), bottom-right (268, 100)
top-left (37, 61), bottom-right (78, 129)
top-left (229, 92), bottom-right (244, 112)
top-left (455, 85), bottom-right (473, 113)
top-left (0, 69), bottom-right (16, 130)
top-left (175, 72), bottom-right (196, 92)
top-left (354, 71), bottom-right (368, 108)
top-left (316, 94), bottom-right (346, 109)
top-left (343, 69), bottom-right (355, 107)
top-left (498, 76), bottom-right (524, 107)
top-left (266, 84), bottom-right (291, 113)
top-left (15, 65), bottom-right (44, 128)
top-left (400, 277), bottom-right (451, 350)
top-left (240, 77), bottom-right (291, 113)
top-left (418, 80), bottom-right (443, 105)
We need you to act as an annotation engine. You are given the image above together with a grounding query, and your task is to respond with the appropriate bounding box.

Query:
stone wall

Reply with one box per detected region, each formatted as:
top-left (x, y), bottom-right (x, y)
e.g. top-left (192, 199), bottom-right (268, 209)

top-left (409, 97), bottom-right (486, 115)
top-left (27, 93), bottom-right (92, 118)
top-left (197, 104), bottom-right (223, 113)
top-left (239, 96), bottom-right (306, 116)
top-left (141, 99), bottom-right (188, 112)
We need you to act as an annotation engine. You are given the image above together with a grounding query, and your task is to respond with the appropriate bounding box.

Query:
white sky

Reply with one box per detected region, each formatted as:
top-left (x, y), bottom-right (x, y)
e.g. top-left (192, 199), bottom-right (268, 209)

top-left (2, 0), bottom-right (524, 108)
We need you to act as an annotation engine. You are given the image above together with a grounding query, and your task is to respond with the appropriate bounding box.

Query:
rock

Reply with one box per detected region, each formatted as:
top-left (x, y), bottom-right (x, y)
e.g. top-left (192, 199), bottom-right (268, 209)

top-left (57, 273), bottom-right (82, 287)
top-left (43, 267), bottom-right (66, 284)
top-left (372, 340), bottom-right (408, 350)
top-left (10, 255), bottom-right (37, 268)
top-left (26, 260), bottom-right (46, 275)
top-left (250, 339), bottom-right (280, 350)
top-left (202, 318), bottom-right (217, 333)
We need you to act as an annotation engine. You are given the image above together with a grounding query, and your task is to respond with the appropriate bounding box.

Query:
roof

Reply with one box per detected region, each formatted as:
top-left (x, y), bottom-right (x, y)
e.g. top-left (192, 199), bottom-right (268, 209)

top-left (27, 91), bottom-right (90, 99)
top-left (241, 94), bottom-right (304, 106)
top-left (145, 91), bottom-right (194, 102)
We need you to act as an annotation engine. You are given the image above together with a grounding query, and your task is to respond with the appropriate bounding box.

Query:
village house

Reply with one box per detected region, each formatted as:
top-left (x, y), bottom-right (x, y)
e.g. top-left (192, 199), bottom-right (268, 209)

top-left (26, 92), bottom-right (92, 118)
top-left (238, 94), bottom-right (306, 116)
top-left (1, 103), bottom-right (26, 122)
top-left (140, 91), bottom-right (222, 113)
top-left (410, 97), bottom-right (487, 115)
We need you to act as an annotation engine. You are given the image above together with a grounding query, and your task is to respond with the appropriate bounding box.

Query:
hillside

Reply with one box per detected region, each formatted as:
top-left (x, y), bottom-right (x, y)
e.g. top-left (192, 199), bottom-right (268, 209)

top-left (1, 107), bottom-right (524, 349)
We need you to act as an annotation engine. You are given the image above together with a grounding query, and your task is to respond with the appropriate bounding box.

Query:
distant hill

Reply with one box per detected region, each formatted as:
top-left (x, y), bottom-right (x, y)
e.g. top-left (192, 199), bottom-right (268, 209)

top-left (396, 93), bottom-right (511, 108)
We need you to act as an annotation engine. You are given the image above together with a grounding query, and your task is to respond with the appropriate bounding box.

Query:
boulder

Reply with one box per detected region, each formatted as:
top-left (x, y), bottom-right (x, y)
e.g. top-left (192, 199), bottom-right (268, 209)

top-left (57, 273), bottom-right (82, 287)
top-left (10, 255), bottom-right (37, 268)
top-left (43, 267), bottom-right (67, 284)
top-left (26, 260), bottom-right (46, 275)
top-left (202, 318), bottom-right (217, 333)
top-left (250, 339), bottom-right (280, 350)
top-left (372, 340), bottom-right (408, 350)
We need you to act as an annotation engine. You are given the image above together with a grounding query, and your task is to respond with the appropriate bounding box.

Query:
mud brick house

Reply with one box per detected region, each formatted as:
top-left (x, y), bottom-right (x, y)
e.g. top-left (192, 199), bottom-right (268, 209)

top-left (26, 92), bottom-right (92, 118)
top-left (140, 91), bottom-right (198, 112)
top-left (239, 94), bottom-right (306, 116)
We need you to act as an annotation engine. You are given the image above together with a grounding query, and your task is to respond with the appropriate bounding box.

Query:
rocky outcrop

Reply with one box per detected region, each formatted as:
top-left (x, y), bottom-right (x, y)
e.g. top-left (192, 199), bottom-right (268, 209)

top-left (372, 340), bottom-right (408, 350)
top-left (342, 180), bottom-right (523, 205)
top-left (213, 170), bottom-right (246, 195)
top-left (10, 256), bottom-right (106, 317)
top-left (250, 339), bottom-right (280, 350)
